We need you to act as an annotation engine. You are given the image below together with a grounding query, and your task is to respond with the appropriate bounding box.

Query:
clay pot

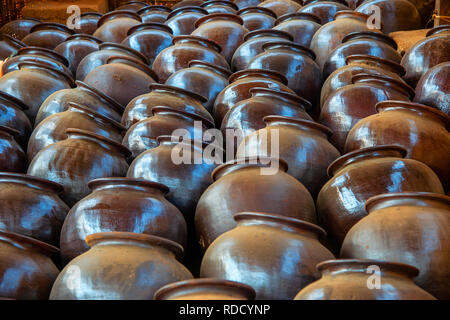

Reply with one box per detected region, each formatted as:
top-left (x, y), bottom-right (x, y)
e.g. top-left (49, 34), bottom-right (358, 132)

top-left (28, 103), bottom-right (125, 161)
top-left (236, 116), bottom-right (341, 198)
top-left (0, 90), bottom-right (32, 148)
top-left (356, 0), bottom-right (421, 34)
top-left (201, 1), bottom-right (239, 14)
top-left (54, 34), bottom-right (102, 75)
top-left (213, 69), bottom-right (293, 124)
top-left (123, 106), bottom-right (214, 158)
top-left (401, 26), bottom-right (450, 87)
top-left (257, 0), bottom-right (302, 17)
top-left (121, 23), bottom-right (173, 64)
top-left (93, 10), bottom-right (142, 44)
top-left (0, 34), bottom-right (25, 60)
top-left (195, 157), bottom-right (316, 251)
top-left (50, 232), bottom-right (193, 300)
top-left (234, 0), bottom-right (264, 10)
top-left (0, 62), bottom-right (74, 124)
top-left (27, 128), bottom-right (130, 206)
top-left (0, 18), bottom-right (41, 40)
top-left (231, 29), bottom-right (293, 71)
top-left (78, 12), bottom-right (103, 35)
top-left (83, 55), bottom-right (158, 108)
top-left (36, 80), bottom-right (123, 126)
top-left (172, 0), bottom-right (204, 9)
top-left (116, 1), bottom-right (148, 12)
top-left (154, 279), bottom-right (256, 300)
top-left (138, 5), bottom-right (171, 23)
top-left (299, 1), bottom-right (350, 24)
top-left (152, 35), bottom-right (230, 83)
top-left (60, 178), bottom-right (187, 263)
top-left (317, 145), bottom-right (445, 244)
top-left (341, 192), bottom-right (450, 300)
top-left (414, 62), bottom-right (450, 116)
top-left (164, 6), bottom-right (208, 36)
top-left (0, 173), bottom-right (69, 246)
top-left (237, 6), bottom-right (276, 31)
top-left (0, 230), bottom-right (59, 300)
top-left (319, 74), bottom-right (414, 152)
top-left (322, 31), bottom-right (402, 79)
top-left (294, 259), bottom-right (436, 300)
top-left (21, 23), bottom-right (74, 49)
top-left (273, 12), bottom-right (321, 47)
top-left (201, 212), bottom-right (335, 300)
top-left (122, 83), bottom-right (213, 129)
top-left (0, 126), bottom-right (26, 173)
top-left (345, 101), bottom-right (450, 191)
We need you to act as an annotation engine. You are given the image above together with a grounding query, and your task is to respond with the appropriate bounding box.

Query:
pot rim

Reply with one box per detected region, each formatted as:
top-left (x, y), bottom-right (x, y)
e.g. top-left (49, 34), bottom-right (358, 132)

top-left (201, 0), bottom-right (239, 11)
top-left (166, 6), bottom-right (208, 20)
top-left (105, 55), bottom-right (159, 82)
top-left (29, 22), bottom-right (75, 35)
top-left (333, 10), bottom-right (371, 21)
top-left (149, 83), bottom-right (208, 103)
top-left (0, 125), bottom-right (21, 140)
top-left (127, 22), bottom-right (173, 36)
top-left (88, 177), bottom-right (170, 194)
top-left (0, 172), bottom-right (64, 194)
top-left (352, 73), bottom-right (415, 99)
top-left (249, 87), bottom-right (312, 110)
top-left (99, 42), bottom-right (149, 64)
top-left (274, 12), bottom-right (321, 26)
top-left (75, 80), bottom-right (124, 113)
top-left (263, 115), bottom-right (334, 137)
top-left (16, 46), bottom-right (70, 66)
top-left (0, 229), bottom-right (59, 256)
top-left (17, 61), bottom-right (74, 86)
top-left (194, 13), bottom-right (244, 28)
top-left (150, 106), bottom-right (215, 128)
top-left (64, 34), bottom-right (103, 44)
top-left (188, 59), bottom-right (232, 77)
top-left (0, 33), bottom-right (26, 48)
top-left (262, 41), bottom-right (316, 60)
top-left (426, 24), bottom-right (450, 37)
top-left (66, 102), bottom-right (125, 131)
top-left (80, 12), bottom-right (103, 18)
top-left (244, 28), bottom-right (293, 42)
top-left (345, 54), bottom-right (406, 76)
top-left (237, 6), bottom-right (277, 19)
top-left (96, 10), bottom-right (142, 28)
top-left (172, 35), bottom-right (223, 53)
top-left (342, 31), bottom-right (398, 50)
top-left (228, 68), bottom-right (288, 85)
top-left (156, 134), bottom-right (223, 152)
top-left (137, 5), bottom-right (172, 15)
top-left (0, 90), bottom-right (31, 111)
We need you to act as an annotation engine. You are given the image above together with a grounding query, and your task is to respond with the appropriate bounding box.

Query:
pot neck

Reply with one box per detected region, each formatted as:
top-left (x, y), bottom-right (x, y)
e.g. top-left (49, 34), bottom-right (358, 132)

top-left (172, 35), bottom-right (222, 53)
top-left (106, 55), bottom-right (159, 81)
top-left (188, 60), bottom-right (231, 78)
top-left (166, 6), bottom-right (208, 20)
top-left (229, 69), bottom-right (288, 85)
top-left (275, 12), bottom-right (321, 25)
top-left (0, 230), bottom-right (59, 257)
top-left (194, 13), bottom-right (244, 28)
top-left (151, 106), bottom-right (214, 128)
top-left (250, 87), bottom-right (311, 111)
top-left (66, 102), bottom-right (125, 131)
top-left (127, 22), bottom-right (173, 36)
top-left (237, 6), bottom-right (277, 19)
top-left (345, 54), bottom-right (405, 76)
top-left (88, 177), bottom-right (169, 195)
top-left (426, 24), bottom-right (450, 37)
top-left (262, 41), bottom-right (316, 60)
top-left (352, 74), bottom-right (414, 99)
top-left (0, 125), bottom-right (20, 140)
top-left (99, 42), bottom-right (149, 64)
top-left (149, 83), bottom-right (208, 104)
top-left (97, 10), bottom-right (142, 27)
top-left (342, 31), bottom-right (398, 50)
top-left (76, 80), bottom-right (124, 113)
top-left (0, 172), bottom-right (64, 194)
top-left (244, 29), bottom-right (293, 41)
top-left (263, 115), bottom-right (333, 139)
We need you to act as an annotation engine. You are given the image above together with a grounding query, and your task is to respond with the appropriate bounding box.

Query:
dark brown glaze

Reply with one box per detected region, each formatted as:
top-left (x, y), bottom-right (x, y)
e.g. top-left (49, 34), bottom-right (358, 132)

top-left (273, 12), bottom-right (321, 47)
top-left (299, 1), bottom-right (350, 24)
top-left (0, 173), bottom-right (69, 246)
top-left (59, 178), bottom-right (187, 263)
top-left (0, 90), bottom-right (32, 148)
top-left (200, 212), bottom-right (335, 300)
top-left (0, 34), bottom-right (25, 60)
top-left (50, 232), bottom-right (193, 300)
top-left (236, 116), bottom-right (341, 198)
top-left (172, 0), bottom-right (204, 9)
top-left (21, 23), bottom-right (74, 49)
top-left (152, 35), bottom-right (230, 83)
top-left (77, 12), bottom-right (103, 35)
top-left (0, 126), bottom-right (27, 173)
top-left (93, 10), bottom-right (142, 44)
top-left (195, 157), bottom-right (316, 251)
top-left (345, 100), bottom-right (450, 191)
top-left (138, 5), bottom-right (171, 23)
top-left (317, 145), bottom-right (445, 245)
top-left (164, 6), bottom-right (208, 36)
top-left (235, 0), bottom-right (265, 10)
top-left (341, 192), bottom-right (450, 300)
top-left (0, 18), bottom-right (41, 40)
top-left (116, 1), bottom-right (149, 12)
top-left (257, 0), bottom-right (302, 17)
top-left (27, 128), bottom-right (130, 207)
top-left (237, 6), bottom-right (276, 31)
top-left (295, 259), bottom-right (436, 300)
top-left (0, 230), bottom-right (59, 300)
top-left (201, 0), bottom-right (239, 14)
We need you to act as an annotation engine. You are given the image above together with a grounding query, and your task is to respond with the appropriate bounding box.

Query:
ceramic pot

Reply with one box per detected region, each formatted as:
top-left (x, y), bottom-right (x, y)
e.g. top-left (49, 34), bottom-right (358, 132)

top-left (273, 12), bottom-right (321, 47)
top-left (138, 5), bottom-right (171, 23)
top-left (341, 192), bottom-right (450, 300)
top-left (0, 18), bottom-right (41, 40)
top-left (299, 1), bottom-right (349, 24)
top-left (50, 232), bottom-right (193, 300)
top-left (0, 90), bottom-right (32, 148)
top-left (117, 1), bottom-right (148, 12)
top-left (21, 23), bottom-right (74, 49)
top-left (234, 0), bottom-right (264, 10)
top-left (0, 34), bottom-right (25, 60)
top-left (201, 212), bottom-right (335, 300)
top-left (78, 12), bottom-right (103, 35)
top-left (201, 1), bottom-right (239, 14)
top-left (237, 6), bottom-right (276, 31)
top-left (257, 0), bottom-right (302, 17)
top-left (0, 126), bottom-right (26, 173)
top-left (93, 10), bottom-right (142, 44)
top-left (172, 0), bottom-right (204, 9)
top-left (164, 6), bottom-right (208, 36)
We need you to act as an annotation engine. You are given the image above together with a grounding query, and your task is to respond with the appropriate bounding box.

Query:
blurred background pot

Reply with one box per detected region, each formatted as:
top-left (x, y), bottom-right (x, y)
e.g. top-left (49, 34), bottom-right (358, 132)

top-left (93, 10), bottom-right (142, 44)
top-left (257, 0), bottom-right (302, 17)
top-left (0, 18), bottom-right (41, 40)
top-left (164, 6), bottom-right (208, 36)
top-left (138, 5), bottom-right (171, 23)
top-left (21, 23), bottom-right (74, 49)
top-left (237, 6), bottom-right (276, 31)
top-left (299, 0), bottom-right (349, 24)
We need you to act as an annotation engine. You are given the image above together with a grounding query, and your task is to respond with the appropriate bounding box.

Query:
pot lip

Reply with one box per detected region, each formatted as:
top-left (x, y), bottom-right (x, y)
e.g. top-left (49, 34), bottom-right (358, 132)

top-left (99, 42), bottom-right (149, 64)
top-left (0, 33), bottom-right (26, 48)
top-left (64, 34), bottom-right (103, 44)
top-left (327, 145), bottom-right (408, 177)
top-left (262, 41), bottom-right (316, 60)
top-left (0, 90), bottom-right (31, 111)
top-left (237, 6), bottom-right (277, 19)
top-left (274, 12), bottom-right (321, 26)
top-left (263, 115), bottom-right (334, 137)
top-left (97, 10), bottom-right (142, 28)
top-left (342, 31), bottom-right (398, 50)
top-left (234, 212), bottom-right (327, 238)
top-left (201, 0), bottom-right (239, 11)
top-left (154, 278), bottom-right (256, 300)
top-left (0, 125), bottom-right (20, 140)
top-left (352, 73), bottom-right (415, 99)
top-left (172, 35), bottom-right (223, 53)
top-left (249, 87), bottom-right (312, 110)
top-left (127, 22), bottom-right (174, 36)
top-left (17, 61), bottom-right (75, 86)
top-left (88, 177), bottom-right (170, 194)
top-left (80, 11), bottom-right (103, 18)
top-left (16, 46), bottom-right (70, 67)
top-left (85, 231), bottom-right (184, 260)
top-left (137, 5), bottom-right (172, 15)
top-left (194, 13), bottom-right (244, 28)
top-left (333, 10), bottom-right (371, 21)
top-left (150, 106), bottom-right (215, 128)
top-left (228, 68), bottom-right (288, 85)
top-left (66, 102), bottom-right (125, 131)
top-left (244, 28), bottom-right (293, 42)
top-left (29, 22), bottom-right (75, 35)
top-left (0, 229), bottom-right (59, 256)
top-left (166, 6), bottom-right (208, 20)
top-left (11, 17), bottom-right (41, 23)
top-left (75, 80), bottom-right (124, 113)
top-left (0, 172), bottom-right (64, 194)
top-left (149, 83), bottom-right (208, 103)
top-left (105, 55), bottom-right (159, 82)
top-left (426, 24), bottom-right (450, 37)
top-left (188, 59), bottom-right (232, 77)
top-left (345, 54), bottom-right (406, 76)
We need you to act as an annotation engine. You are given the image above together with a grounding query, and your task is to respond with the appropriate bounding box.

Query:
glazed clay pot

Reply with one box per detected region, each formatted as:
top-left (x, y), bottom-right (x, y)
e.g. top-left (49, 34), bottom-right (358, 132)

top-left (414, 62), bottom-right (450, 116)
top-left (172, 0), bottom-right (204, 9)
top-left (236, 116), bottom-right (341, 198)
top-left (21, 23), bottom-right (74, 49)
top-left (237, 6), bottom-right (276, 31)
top-left (60, 178), bottom-right (187, 263)
top-left (138, 5), bottom-right (171, 23)
top-left (299, 0), bottom-right (349, 24)
top-left (83, 55), bottom-right (158, 108)
top-left (0, 230), bottom-right (59, 300)
top-left (152, 35), bottom-right (230, 83)
top-left (0, 34), bottom-right (25, 60)
top-left (164, 6), bottom-right (208, 36)
top-left (165, 60), bottom-right (231, 112)
top-left (201, 1), bottom-right (239, 14)
top-left (0, 126), bottom-right (26, 173)
top-left (319, 74), bottom-right (414, 152)
top-left (50, 232), bottom-right (193, 300)
top-left (231, 29), bottom-right (293, 71)
top-left (195, 157), bottom-right (316, 251)
top-left (257, 0), bottom-right (302, 17)
top-left (154, 279), bottom-right (256, 300)
top-left (122, 84), bottom-right (213, 129)
top-left (317, 145), bottom-right (445, 244)
top-left (121, 23), bottom-right (173, 64)
top-left (273, 13), bottom-right (321, 47)
top-left (294, 259), bottom-right (436, 300)
top-left (234, 0), bottom-right (264, 9)
top-left (27, 129), bottom-right (130, 206)
top-left (341, 192), bottom-right (450, 300)
top-left (93, 10), bottom-right (142, 44)
top-left (345, 101), bottom-right (450, 191)
top-left (0, 91), bottom-right (32, 148)
top-left (201, 212), bottom-right (335, 300)
top-left (0, 18), bottom-right (41, 40)
top-left (0, 173), bottom-right (69, 246)
top-left (28, 103), bottom-right (125, 161)
top-left (78, 12), bottom-right (103, 35)
top-left (117, 1), bottom-right (148, 12)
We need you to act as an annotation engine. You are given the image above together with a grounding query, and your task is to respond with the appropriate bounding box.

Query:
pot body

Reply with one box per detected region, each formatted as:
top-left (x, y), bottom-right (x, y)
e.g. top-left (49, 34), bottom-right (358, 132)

top-left (0, 91), bottom-right (32, 148)
top-left (0, 18), bottom-right (41, 40)
top-left (238, 7), bottom-right (276, 31)
top-left (273, 16), bottom-right (321, 47)
top-left (165, 8), bottom-right (208, 36)
top-left (93, 17), bottom-right (141, 44)
top-left (0, 126), bottom-right (27, 173)
top-left (299, 1), bottom-right (350, 24)
top-left (22, 27), bottom-right (72, 50)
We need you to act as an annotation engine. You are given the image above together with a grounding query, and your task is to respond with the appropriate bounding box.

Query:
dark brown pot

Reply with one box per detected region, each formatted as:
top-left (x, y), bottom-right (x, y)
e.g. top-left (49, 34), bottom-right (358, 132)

top-left (236, 116), bottom-right (341, 198)
top-left (93, 10), bottom-right (142, 44)
top-left (299, 1), bottom-right (350, 24)
top-left (172, 0), bottom-right (204, 9)
top-left (235, 0), bottom-right (264, 10)
top-left (257, 0), bottom-right (302, 17)
top-left (0, 173), bottom-right (69, 246)
top-left (341, 192), bottom-right (450, 300)
top-left (116, 1), bottom-right (148, 12)
top-left (319, 74), bottom-right (414, 152)
top-left (0, 126), bottom-right (26, 173)
top-left (294, 259), bottom-right (436, 300)
top-left (0, 34), bottom-right (25, 60)
top-left (121, 23), bottom-right (173, 64)
top-left (50, 232), bottom-right (193, 300)
top-left (152, 35), bottom-right (230, 83)
top-left (27, 128), bottom-right (130, 206)
top-left (59, 178), bottom-right (187, 263)
top-left (21, 23), bottom-right (74, 50)
top-left (0, 230), bottom-right (59, 300)
top-left (191, 13), bottom-right (249, 63)
top-left (28, 103), bottom-right (125, 162)
top-left (164, 6), bottom-right (208, 36)
top-left (237, 6), bottom-right (276, 31)
top-left (0, 18), bottom-right (41, 40)
top-left (201, 0), bottom-right (239, 14)
top-left (231, 29), bottom-right (293, 71)
top-left (273, 12), bottom-right (321, 47)
top-left (200, 212), bottom-right (335, 300)
top-left (317, 145), bottom-right (445, 244)
top-left (154, 279), bottom-right (256, 300)
top-left (0, 90), bottom-right (32, 148)
top-left (83, 55), bottom-right (158, 108)
top-left (195, 157), bottom-right (316, 251)
top-left (138, 5), bottom-right (171, 23)
top-left (345, 101), bottom-right (450, 191)
top-left (78, 12), bottom-right (103, 35)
